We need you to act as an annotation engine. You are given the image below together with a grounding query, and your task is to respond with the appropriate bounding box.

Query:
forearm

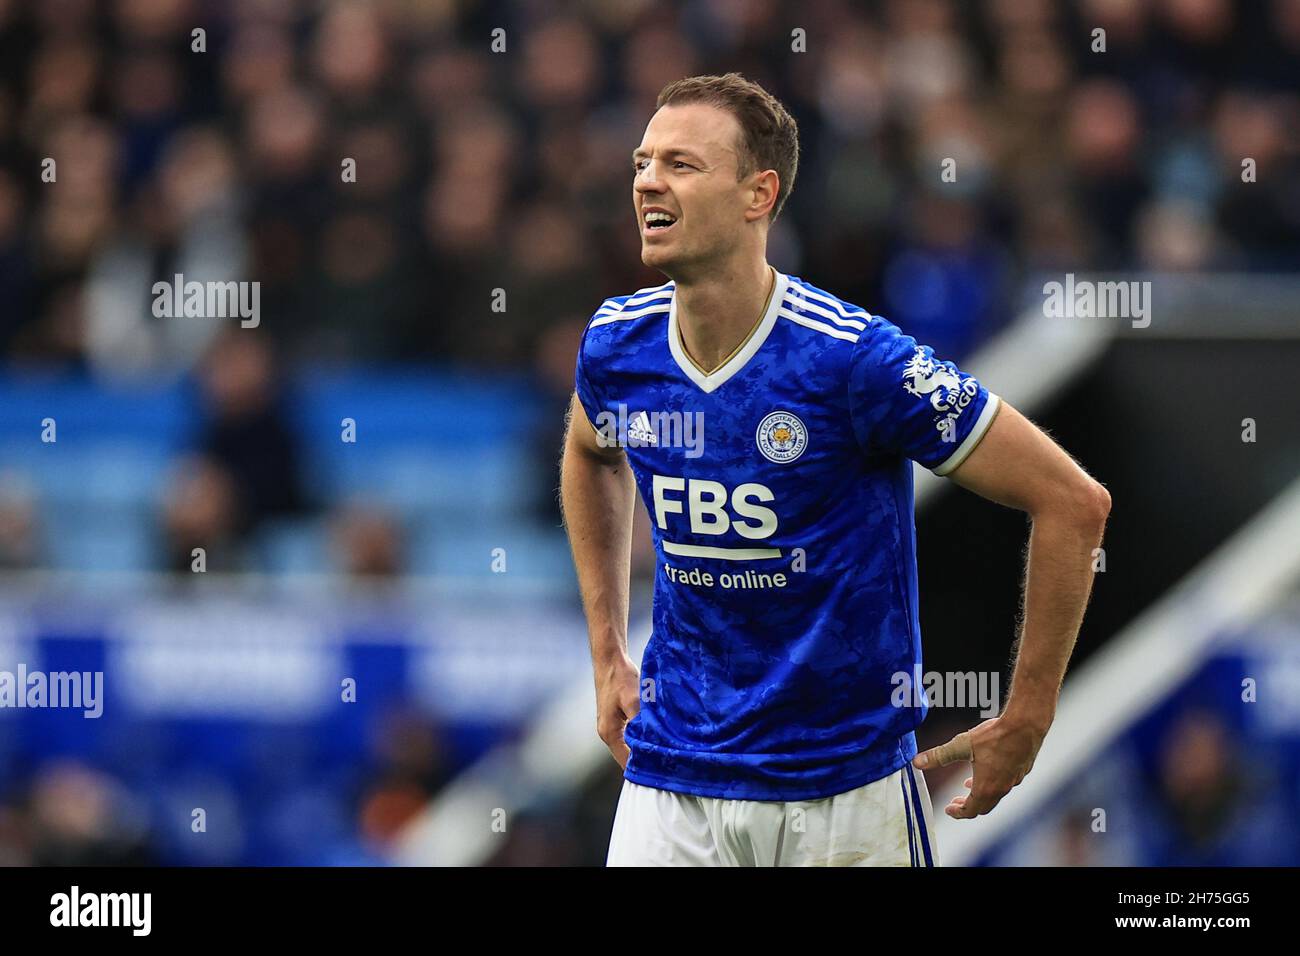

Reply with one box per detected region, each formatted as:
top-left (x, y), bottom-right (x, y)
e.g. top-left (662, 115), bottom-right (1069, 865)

top-left (560, 440), bottom-right (637, 669)
top-left (1002, 502), bottom-right (1109, 732)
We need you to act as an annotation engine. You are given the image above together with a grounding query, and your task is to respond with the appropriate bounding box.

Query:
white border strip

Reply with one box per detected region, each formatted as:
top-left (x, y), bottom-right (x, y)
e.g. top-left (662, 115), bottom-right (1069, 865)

top-left (662, 541), bottom-right (782, 560)
top-left (932, 393), bottom-right (1001, 477)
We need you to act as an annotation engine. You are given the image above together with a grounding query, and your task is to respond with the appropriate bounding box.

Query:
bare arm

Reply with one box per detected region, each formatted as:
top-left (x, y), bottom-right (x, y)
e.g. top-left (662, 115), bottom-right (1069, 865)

top-left (559, 393), bottom-right (642, 768)
top-left (914, 399), bottom-right (1112, 818)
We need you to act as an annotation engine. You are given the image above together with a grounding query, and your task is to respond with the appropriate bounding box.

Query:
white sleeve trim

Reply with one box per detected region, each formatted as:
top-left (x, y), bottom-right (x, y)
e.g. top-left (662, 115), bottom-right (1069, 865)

top-left (931, 393), bottom-right (1001, 477)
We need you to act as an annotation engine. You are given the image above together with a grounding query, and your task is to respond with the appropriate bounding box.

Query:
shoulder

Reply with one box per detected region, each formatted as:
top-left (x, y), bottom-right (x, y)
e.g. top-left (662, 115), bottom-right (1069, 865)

top-left (777, 276), bottom-right (894, 388)
top-left (782, 277), bottom-right (924, 368)
top-left (779, 275), bottom-right (876, 349)
top-left (584, 281), bottom-right (673, 336)
top-left (578, 280), bottom-right (673, 371)
top-left (776, 277), bottom-right (936, 401)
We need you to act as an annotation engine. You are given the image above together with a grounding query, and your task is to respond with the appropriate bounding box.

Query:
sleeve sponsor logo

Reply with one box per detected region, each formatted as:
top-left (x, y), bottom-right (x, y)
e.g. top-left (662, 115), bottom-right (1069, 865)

top-left (901, 348), bottom-right (979, 435)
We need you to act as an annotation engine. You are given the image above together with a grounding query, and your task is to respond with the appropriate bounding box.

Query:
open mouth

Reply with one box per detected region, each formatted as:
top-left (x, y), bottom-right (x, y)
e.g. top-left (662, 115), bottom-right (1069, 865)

top-left (643, 211), bottom-right (678, 233)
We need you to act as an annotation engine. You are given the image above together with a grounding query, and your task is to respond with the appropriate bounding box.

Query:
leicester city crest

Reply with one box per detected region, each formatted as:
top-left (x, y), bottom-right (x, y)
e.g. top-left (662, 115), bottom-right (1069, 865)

top-left (755, 410), bottom-right (808, 464)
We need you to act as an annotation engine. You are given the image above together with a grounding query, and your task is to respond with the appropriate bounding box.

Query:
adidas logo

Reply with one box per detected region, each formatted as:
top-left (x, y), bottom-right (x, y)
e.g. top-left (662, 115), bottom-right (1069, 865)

top-left (627, 410), bottom-right (658, 445)
top-left (593, 403), bottom-right (706, 457)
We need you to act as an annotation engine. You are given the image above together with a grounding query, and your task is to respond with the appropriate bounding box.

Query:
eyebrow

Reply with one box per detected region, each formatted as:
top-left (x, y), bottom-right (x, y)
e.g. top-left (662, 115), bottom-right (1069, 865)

top-left (631, 147), bottom-right (706, 164)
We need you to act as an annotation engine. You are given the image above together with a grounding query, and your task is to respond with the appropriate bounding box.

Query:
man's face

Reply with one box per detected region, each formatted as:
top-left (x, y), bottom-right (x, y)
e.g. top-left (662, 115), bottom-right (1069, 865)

top-left (632, 103), bottom-right (757, 274)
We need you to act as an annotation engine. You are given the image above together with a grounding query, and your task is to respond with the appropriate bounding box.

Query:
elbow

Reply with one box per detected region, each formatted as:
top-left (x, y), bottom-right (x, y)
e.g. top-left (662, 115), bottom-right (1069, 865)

top-left (1073, 480), bottom-right (1112, 532)
top-left (1034, 479), bottom-right (1110, 532)
top-left (1094, 482), bottom-right (1113, 521)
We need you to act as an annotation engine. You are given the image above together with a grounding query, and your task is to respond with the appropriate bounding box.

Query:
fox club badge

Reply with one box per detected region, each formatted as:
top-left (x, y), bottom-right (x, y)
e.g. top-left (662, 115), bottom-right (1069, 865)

top-left (756, 410), bottom-right (808, 463)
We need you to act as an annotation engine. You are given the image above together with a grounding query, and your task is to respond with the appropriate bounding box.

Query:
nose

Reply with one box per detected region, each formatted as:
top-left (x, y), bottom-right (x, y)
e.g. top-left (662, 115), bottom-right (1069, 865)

top-left (635, 157), bottom-right (664, 191)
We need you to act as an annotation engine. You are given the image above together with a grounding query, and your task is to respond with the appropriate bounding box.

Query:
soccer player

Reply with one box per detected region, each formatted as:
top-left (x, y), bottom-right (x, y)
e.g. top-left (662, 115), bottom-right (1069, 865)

top-left (559, 73), bottom-right (1111, 866)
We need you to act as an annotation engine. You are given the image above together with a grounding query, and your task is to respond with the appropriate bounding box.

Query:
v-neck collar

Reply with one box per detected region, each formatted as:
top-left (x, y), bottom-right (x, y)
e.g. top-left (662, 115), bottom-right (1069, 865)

top-left (668, 269), bottom-right (788, 394)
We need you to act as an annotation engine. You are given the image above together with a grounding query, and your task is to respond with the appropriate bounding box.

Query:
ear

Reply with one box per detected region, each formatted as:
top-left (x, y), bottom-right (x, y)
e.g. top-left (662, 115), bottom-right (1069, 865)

top-left (746, 168), bottom-right (779, 222)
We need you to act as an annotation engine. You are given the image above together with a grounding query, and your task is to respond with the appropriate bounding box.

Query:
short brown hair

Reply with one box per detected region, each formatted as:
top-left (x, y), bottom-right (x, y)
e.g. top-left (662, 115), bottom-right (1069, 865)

top-left (655, 72), bottom-right (800, 223)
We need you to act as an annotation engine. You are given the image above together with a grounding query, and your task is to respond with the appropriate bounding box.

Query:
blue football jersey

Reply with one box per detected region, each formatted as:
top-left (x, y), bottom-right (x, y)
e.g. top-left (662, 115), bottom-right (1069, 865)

top-left (574, 269), bottom-right (1001, 801)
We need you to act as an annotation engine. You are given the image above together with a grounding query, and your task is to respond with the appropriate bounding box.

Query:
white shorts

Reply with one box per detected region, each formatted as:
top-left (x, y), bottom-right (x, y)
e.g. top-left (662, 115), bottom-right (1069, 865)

top-left (606, 764), bottom-right (938, 867)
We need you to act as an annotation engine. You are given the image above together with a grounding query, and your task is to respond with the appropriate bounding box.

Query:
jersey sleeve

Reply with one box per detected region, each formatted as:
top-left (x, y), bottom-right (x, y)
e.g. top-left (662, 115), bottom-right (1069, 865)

top-left (848, 316), bottom-right (1001, 475)
top-left (573, 314), bottom-right (607, 431)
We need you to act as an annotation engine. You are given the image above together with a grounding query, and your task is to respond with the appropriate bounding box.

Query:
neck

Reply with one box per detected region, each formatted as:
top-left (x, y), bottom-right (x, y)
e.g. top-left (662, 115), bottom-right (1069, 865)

top-left (674, 256), bottom-right (776, 374)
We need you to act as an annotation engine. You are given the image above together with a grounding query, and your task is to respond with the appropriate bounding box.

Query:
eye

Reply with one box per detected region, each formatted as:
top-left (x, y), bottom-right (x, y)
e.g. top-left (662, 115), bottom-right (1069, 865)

top-left (633, 158), bottom-right (692, 173)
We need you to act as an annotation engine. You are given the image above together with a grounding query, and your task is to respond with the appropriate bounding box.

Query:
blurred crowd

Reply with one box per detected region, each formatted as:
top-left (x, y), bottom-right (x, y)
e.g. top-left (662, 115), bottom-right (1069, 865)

top-left (0, 0), bottom-right (1295, 567)
top-left (0, 0), bottom-right (1297, 377)
top-left (0, 0), bottom-right (1296, 568)
top-left (990, 704), bottom-right (1297, 866)
top-left (0, 325), bottom-right (411, 577)
top-left (2, 657), bottom-right (1288, 866)
top-left (0, 701), bottom-right (456, 865)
